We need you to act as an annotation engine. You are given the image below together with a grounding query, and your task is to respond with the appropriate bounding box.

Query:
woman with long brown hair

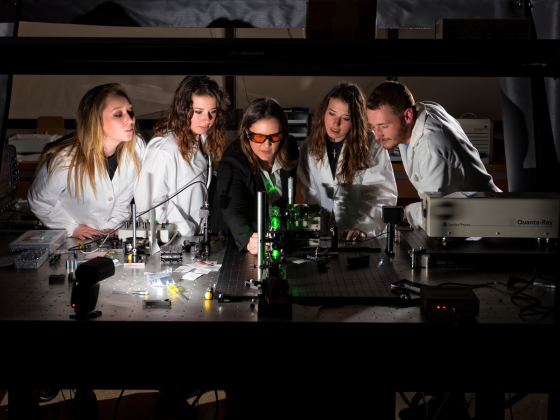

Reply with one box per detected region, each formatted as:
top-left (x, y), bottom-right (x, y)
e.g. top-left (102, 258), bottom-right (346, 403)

top-left (28, 83), bottom-right (144, 240)
top-left (298, 82), bottom-right (397, 240)
top-left (212, 97), bottom-right (298, 253)
top-left (135, 75), bottom-right (229, 236)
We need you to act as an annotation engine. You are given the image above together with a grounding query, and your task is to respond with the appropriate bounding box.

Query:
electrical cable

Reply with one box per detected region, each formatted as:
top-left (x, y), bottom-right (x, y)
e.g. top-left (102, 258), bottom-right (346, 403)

top-left (60, 389), bottom-right (67, 403)
top-left (114, 389), bottom-right (125, 420)
top-left (437, 272), bottom-right (554, 319)
top-left (431, 392), bottom-right (450, 420)
top-left (398, 391), bottom-right (412, 408)
top-left (504, 392), bottom-right (529, 409)
top-left (162, 231), bottom-right (179, 247)
top-left (67, 176), bottom-right (208, 252)
top-left (537, 272), bottom-right (556, 281)
top-left (191, 390), bottom-right (206, 407)
top-left (421, 392), bottom-right (428, 419)
top-left (339, 225), bottom-right (394, 242)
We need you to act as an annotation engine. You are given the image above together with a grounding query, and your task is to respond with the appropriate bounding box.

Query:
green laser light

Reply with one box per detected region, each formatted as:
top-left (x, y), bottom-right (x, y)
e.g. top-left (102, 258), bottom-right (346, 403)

top-left (272, 250), bottom-right (279, 259)
top-left (271, 217), bottom-right (280, 229)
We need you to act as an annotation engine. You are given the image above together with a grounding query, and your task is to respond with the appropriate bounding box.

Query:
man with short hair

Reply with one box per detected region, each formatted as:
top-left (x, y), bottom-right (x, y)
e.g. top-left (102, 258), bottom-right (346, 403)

top-left (366, 81), bottom-right (500, 229)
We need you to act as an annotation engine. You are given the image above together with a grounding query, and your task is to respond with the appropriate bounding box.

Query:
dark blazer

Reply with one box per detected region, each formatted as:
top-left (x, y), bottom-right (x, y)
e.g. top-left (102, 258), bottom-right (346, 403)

top-left (211, 136), bottom-right (299, 251)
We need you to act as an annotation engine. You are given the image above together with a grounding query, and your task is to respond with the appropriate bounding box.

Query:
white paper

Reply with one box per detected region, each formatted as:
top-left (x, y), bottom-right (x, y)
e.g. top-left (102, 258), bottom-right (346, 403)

top-left (286, 257), bottom-right (308, 264)
top-left (174, 266), bottom-right (191, 272)
top-left (182, 272), bottom-right (204, 281)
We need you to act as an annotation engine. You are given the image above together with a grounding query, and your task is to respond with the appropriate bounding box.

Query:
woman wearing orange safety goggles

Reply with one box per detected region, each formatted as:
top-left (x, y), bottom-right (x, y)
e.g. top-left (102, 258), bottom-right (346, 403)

top-left (212, 97), bottom-right (298, 253)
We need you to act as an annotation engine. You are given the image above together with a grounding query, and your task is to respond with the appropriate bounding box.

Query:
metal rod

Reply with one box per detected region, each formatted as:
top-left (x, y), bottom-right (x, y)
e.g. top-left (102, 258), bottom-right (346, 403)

top-left (132, 203), bottom-right (138, 263)
top-left (288, 177), bottom-right (294, 205)
top-left (330, 225), bottom-right (338, 251)
top-left (385, 224), bottom-right (395, 256)
top-left (257, 191), bottom-right (266, 281)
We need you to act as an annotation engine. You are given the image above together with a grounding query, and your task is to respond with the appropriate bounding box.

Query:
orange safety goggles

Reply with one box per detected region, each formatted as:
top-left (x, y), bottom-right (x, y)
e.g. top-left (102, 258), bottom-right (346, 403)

top-left (245, 129), bottom-right (284, 143)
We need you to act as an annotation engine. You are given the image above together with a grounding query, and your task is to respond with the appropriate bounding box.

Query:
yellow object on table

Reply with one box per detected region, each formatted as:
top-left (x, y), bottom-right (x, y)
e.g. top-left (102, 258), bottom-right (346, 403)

top-left (168, 283), bottom-right (179, 294)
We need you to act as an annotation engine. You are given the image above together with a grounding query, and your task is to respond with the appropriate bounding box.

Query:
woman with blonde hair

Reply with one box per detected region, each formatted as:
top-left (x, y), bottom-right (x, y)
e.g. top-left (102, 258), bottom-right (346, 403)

top-left (28, 83), bottom-right (145, 240)
top-left (135, 75), bottom-right (229, 236)
top-left (298, 82), bottom-right (397, 240)
top-left (213, 97), bottom-right (298, 253)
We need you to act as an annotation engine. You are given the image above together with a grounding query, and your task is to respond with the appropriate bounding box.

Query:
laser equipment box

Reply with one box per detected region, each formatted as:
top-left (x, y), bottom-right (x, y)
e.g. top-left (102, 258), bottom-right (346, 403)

top-left (423, 192), bottom-right (560, 238)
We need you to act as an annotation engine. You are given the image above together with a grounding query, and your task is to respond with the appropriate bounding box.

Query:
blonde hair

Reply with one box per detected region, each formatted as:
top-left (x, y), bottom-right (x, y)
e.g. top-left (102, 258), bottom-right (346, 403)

top-left (37, 83), bottom-right (140, 201)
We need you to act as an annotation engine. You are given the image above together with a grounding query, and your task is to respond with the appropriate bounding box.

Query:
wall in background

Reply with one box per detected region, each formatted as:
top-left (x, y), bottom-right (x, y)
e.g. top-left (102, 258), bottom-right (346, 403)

top-left (10, 23), bottom-right (224, 119)
top-left (9, 23), bottom-right (502, 122)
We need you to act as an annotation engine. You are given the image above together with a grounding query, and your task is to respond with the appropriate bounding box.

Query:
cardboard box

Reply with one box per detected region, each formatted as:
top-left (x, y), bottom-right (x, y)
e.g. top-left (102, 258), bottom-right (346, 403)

top-left (306, 0), bottom-right (377, 40)
top-left (36, 116), bottom-right (65, 136)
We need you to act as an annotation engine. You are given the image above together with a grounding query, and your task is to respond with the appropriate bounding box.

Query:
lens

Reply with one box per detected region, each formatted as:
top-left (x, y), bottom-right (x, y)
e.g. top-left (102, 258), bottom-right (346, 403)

top-left (271, 134), bottom-right (283, 142)
top-left (252, 135), bottom-right (266, 143)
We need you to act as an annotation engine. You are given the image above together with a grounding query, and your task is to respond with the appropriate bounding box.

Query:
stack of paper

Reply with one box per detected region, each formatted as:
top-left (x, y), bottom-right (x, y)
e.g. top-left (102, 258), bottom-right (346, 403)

top-left (173, 261), bottom-right (222, 281)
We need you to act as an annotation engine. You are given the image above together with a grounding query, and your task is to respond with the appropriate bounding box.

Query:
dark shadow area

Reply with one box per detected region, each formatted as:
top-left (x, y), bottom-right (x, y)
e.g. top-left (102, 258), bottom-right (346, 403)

top-left (71, 1), bottom-right (140, 27)
top-left (207, 18), bottom-right (254, 28)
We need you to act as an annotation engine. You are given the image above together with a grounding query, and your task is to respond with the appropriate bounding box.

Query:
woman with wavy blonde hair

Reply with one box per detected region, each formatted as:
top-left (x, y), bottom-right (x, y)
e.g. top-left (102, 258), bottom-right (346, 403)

top-left (28, 83), bottom-right (144, 240)
top-left (298, 82), bottom-right (397, 240)
top-left (135, 75), bottom-right (229, 236)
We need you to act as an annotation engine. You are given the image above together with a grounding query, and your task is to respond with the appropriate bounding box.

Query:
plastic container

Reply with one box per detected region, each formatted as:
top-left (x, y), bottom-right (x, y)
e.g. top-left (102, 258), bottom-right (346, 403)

top-left (14, 249), bottom-right (49, 269)
top-left (9, 230), bottom-right (66, 255)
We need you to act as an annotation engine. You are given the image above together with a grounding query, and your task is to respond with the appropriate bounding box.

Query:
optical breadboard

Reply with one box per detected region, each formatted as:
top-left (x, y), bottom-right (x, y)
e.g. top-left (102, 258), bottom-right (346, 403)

top-left (216, 238), bottom-right (401, 299)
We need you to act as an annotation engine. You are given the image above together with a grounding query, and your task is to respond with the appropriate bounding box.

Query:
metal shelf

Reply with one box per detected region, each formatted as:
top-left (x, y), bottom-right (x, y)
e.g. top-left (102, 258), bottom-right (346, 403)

top-left (1, 38), bottom-right (559, 76)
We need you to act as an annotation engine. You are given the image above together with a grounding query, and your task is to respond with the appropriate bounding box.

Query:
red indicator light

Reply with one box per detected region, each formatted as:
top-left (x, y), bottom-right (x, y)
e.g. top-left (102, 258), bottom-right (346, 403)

top-left (437, 306), bottom-right (440, 309)
top-left (72, 304), bottom-right (75, 307)
top-left (443, 306), bottom-right (446, 309)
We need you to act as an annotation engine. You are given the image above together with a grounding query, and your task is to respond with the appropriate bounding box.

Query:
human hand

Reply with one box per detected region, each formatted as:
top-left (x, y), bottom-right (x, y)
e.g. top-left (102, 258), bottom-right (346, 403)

top-left (339, 228), bottom-right (367, 241)
top-left (71, 224), bottom-right (103, 240)
top-left (101, 228), bottom-right (118, 237)
top-left (247, 232), bottom-right (270, 255)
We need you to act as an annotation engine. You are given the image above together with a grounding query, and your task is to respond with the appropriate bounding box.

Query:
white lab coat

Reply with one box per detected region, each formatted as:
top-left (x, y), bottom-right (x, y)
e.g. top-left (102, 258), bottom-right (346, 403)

top-left (135, 132), bottom-right (208, 236)
top-left (28, 136), bottom-right (145, 236)
top-left (298, 132), bottom-right (398, 236)
top-left (400, 102), bottom-right (501, 229)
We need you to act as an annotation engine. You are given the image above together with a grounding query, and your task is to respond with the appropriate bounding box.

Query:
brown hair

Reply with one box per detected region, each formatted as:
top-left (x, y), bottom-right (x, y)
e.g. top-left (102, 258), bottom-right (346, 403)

top-left (239, 97), bottom-right (297, 175)
top-left (308, 82), bottom-right (370, 185)
top-left (153, 75), bottom-right (230, 162)
top-left (367, 81), bottom-right (417, 119)
top-left (37, 83), bottom-right (140, 201)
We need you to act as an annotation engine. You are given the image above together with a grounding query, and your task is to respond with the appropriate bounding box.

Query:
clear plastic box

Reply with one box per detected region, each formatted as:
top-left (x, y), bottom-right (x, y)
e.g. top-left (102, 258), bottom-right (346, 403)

top-left (9, 230), bottom-right (67, 255)
top-left (14, 249), bottom-right (49, 269)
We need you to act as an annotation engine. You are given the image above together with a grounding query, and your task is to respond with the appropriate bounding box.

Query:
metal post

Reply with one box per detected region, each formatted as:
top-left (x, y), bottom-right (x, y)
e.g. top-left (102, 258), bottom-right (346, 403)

top-left (257, 191), bottom-right (266, 281)
top-left (385, 224), bottom-right (394, 256)
top-left (288, 177), bottom-right (294, 205)
top-left (131, 204), bottom-right (138, 263)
